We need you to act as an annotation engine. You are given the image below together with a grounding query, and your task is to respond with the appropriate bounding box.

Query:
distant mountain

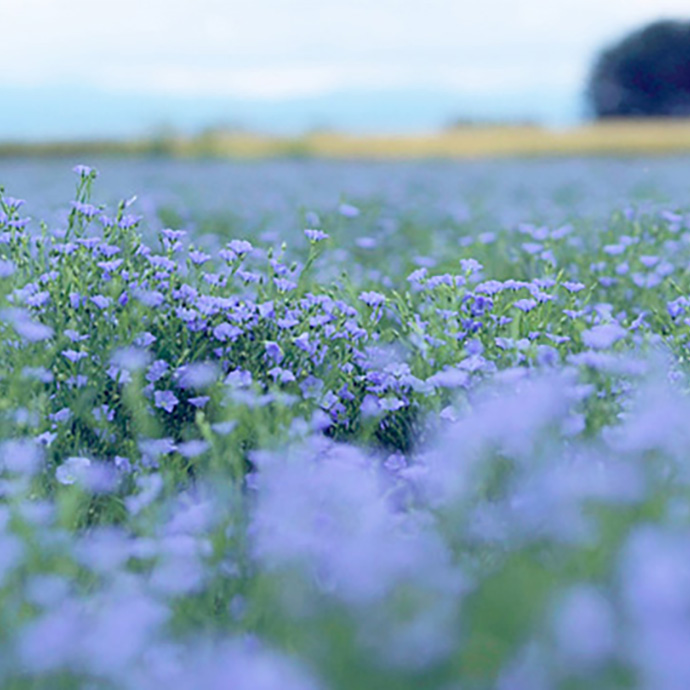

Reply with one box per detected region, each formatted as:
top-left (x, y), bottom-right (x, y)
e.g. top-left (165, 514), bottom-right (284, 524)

top-left (0, 85), bottom-right (583, 141)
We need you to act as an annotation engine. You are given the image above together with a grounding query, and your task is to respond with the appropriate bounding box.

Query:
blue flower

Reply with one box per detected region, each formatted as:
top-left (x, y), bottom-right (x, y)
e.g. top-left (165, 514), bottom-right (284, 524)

top-left (90, 295), bottom-right (111, 309)
top-left (154, 390), bottom-right (179, 413)
top-left (189, 249), bottom-right (212, 265)
top-left (225, 239), bottom-right (253, 257)
top-left (72, 164), bottom-right (97, 177)
top-left (562, 281), bottom-right (586, 293)
top-left (359, 291), bottom-right (386, 308)
top-left (146, 360), bottom-right (169, 383)
top-left (338, 202), bottom-right (360, 217)
top-left (56, 456), bottom-right (91, 485)
top-left (274, 277), bottom-right (297, 292)
top-left (62, 349), bottom-right (87, 363)
top-left (304, 228), bottom-right (329, 242)
top-left (265, 341), bottom-right (284, 364)
top-left (268, 367), bottom-right (296, 384)
top-left (513, 298), bottom-right (538, 313)
top-left (581, 323), bottom-right (627, 350)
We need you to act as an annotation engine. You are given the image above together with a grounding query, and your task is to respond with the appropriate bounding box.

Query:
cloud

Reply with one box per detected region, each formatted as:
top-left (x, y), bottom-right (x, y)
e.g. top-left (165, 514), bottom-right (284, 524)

top-left (0, 0), bottom-right (688, 96)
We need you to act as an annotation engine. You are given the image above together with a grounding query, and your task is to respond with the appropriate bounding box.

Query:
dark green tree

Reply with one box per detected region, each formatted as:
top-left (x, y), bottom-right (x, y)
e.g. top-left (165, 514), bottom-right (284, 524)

top-left (588, 20), bottom-right (690, 118)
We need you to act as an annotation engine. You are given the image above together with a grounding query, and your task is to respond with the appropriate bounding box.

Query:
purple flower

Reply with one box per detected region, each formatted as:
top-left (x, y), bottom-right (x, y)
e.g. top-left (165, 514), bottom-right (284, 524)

top-left (0, 259), bottom-right (15, 278)
top-left (135, 290), bottom-right (165, 308)
top-left (582, 323), bottom-right (627, 350)
top-left (175, 362), bottom-right (219, 389)
top-left (265, 341), bottom-right (284, 364)
top-left (639, 255), bottom-right (660, 268)
top-left (134, 331), bottom-right (156, 348)
top-left (668, 297), bottom-right (687, 319)
top-left (160, 228), bottom-right (187, 242)
top-left (427, 367), bottom-right (470, 389)
top-left (90, 295), bottom-right (111, 309)
top-left (237, 269), bottom-right (260, 284)
top-left (656, 260), bottom-right (674, 277)
top-left (76, 237), bottom-right (99, 249)
top-left (603, 243), bottom-right (625, 255)
top-left (125, 472), bottom-right (164, 512)
top-left (274, 277), bottom-right (297, 292)
top-left (66, 374), bottom-right (88, 388)
top-left (118, 214), bottom-right (141, 229)
top-left (71, 201), bottom-right (99, 218)
top-left (521, 242), bottom-right (543, 255)
top-left (146, 359), bottom-right (169, 383)
top-left (257, 301), bottom-right (275, 319)
top-left (459, 258), bottom-right (483, 274)
top-left (537, 344), bottom-right (559, 367)
top-left (379, 396), bottom-right (405, 411)
top-left (110, 346), bottom-right (150, 372)
top-left (562, 281), bottom-right (586, 293)
top-left (114, 456), bottom-right (132, 473)
top-left (154, 390), bottom-right (179, 413)
top-left (175, 306), bottom-right (199, 323)
top-left (148, 254), bottom-right (176, 272)
top-left (189, 249), bottom-right (212, 265)
top-left (138, 439), bottom-right (176, 462)
top-left (407, 268), bottom-right (427, 285)
top-left (359, 291), bottom-right (386, 308)
top-left (270, 258), bottom-right (289, 276)
top-left (294, 332), bottom-right (318, 356)
top-left (107, 365), bottom-right (131, 385)
top-left (73, 164), bottom-right (96, 177)
top-left (25, 291), bottom-right (50, 308)
top-left (213, 322), bottom-right (242, 342)
top-left (36, 431), bottom-right (57, 447)
top-left (3, 196), bottom-right (25, 210)
top-left (6, 218), bottom-right (30, 230)
top-left (338, 202), bottom-right (360, 217)
top-left (225, 369), bottom-right (253, 388)
top-left (475, 280), bottom-right (505, 295)
top-left (1, 439), bottom-right (42, 475)
top-left (97, 259), bottom-right (123, 273)
top-left (56, 456), bottom-right (91, 485)
top-left (92, 404), bottom-right (115, 422)
top-left (356, 237), bottom-right (377, 249)
top-left (304, 228), bottom-right (329, 242)
top-left (514, 298), bottom-right (538, 313)
top-left (189, 395), bottom-right (210, 408)
top-left (268, 367), bottom-right (296, 384)
top-left (223, 239), bottom-right (252, 258)
top-left (64, 329), bottom-right (87, 343)
top-left (177, 440), bottom-right (210, 458)
top-left (211, 420), bottom-right (238, 435)
top-left (62, 349), bottom-right (87, 363)
top-left (552, 586), bottom-right (615, 668)
top-left (50, 408), bottom-right (72, 423)
top-left (22, 366), bottom-right (53, 383)
top-left (3, 309), bottom-right (53, 342)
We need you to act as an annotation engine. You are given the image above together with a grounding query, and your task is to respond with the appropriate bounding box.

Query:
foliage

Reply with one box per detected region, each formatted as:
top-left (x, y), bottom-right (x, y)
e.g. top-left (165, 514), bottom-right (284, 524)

top-left (588, 20), bottom-right (690, 118)
top-left (0, 163), bottom-right (690, 687)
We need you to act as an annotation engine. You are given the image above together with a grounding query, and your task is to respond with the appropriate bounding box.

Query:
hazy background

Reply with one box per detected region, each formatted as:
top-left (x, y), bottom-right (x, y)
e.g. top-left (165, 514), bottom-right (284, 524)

top-left (1, 0), bottom-right (688, 141)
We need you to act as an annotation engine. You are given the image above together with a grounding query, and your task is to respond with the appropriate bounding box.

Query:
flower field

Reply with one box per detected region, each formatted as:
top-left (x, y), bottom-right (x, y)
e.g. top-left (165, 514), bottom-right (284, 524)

top-left (2, 158), bottom-right (690, 688)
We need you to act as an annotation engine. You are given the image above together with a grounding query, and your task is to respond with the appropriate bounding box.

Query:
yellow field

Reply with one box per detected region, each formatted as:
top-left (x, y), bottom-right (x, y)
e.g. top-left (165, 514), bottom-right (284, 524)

top-left (5, 119), bottom-right (690, 158)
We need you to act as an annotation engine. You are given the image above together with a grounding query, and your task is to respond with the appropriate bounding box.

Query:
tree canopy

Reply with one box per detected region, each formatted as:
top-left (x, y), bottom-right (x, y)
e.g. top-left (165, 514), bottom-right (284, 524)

top-left (588, 20), bottom-right (690, 118)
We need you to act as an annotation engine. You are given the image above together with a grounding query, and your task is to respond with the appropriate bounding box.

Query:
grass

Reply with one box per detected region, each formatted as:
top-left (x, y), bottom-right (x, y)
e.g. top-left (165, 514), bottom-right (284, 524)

top-left (1, 162), bottom-right (690, 687)
top-left (6, 119), bottom-right (690, 160)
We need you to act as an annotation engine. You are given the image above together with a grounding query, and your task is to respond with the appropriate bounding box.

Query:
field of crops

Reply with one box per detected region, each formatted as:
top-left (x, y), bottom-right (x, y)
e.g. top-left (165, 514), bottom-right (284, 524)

top-left (2, 156), bottom-right (690, 688)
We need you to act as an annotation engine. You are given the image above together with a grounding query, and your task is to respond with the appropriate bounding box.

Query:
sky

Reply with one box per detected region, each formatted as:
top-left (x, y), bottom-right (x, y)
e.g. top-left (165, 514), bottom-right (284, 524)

top-left (1, 0), bottom-right (689, 138)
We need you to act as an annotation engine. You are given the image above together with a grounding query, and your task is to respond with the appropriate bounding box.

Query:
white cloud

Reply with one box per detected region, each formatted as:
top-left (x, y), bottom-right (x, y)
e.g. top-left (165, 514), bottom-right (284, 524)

top-left (0, 0), bottom-right (688, 96)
